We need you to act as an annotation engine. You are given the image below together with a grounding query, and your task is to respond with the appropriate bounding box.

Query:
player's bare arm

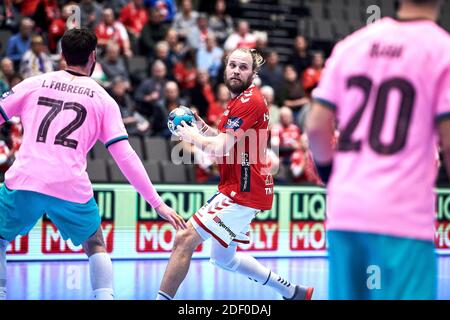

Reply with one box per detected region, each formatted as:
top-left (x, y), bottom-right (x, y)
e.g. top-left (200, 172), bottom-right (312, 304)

top-left (305, 101), bottom-right (335, 164)
top-left (177, 121), bottom-right (236, 157)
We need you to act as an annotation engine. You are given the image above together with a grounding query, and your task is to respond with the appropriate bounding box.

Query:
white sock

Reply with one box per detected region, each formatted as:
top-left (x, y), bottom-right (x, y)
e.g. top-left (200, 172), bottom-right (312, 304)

top-left (234, 253), bottom-right (295, 298)
top-left (0, 239), bottom-right (7, 290)
top-left (156, 290), bottom-right (173, 300)
top-left (89, 252), bottom-right (114, 300)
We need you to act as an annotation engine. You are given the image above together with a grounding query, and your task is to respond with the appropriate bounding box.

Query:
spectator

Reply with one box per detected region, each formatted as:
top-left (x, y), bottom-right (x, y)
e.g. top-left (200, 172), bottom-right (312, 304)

top-left (271, 107), bottom-right (302, 164)
top-left (290, 141), bottom-right (323, 186)
top-left (260, 85), bottom-right (280, 129)
top-left (48, 4), bottom-right (75, 54)
top-left (0, 58), bottom-right (15, 88)
top-left (186, 13), bottom-right (211, 50)
top-left (223, 20), bottom-right (256, 51)
top-left (189, 69), bottom-right (216, 118)
top-left (13, 0), bottom-right (40, 17)
top-left (259, 51), bottom-right (284, 94)
top-left (289, 35), bottom-right (312, 75)
top-left (254, 31), bottom-right (269, 58)
top-left (0, 78), bottom-right (7, 95)
top-left (153, 41), bottom-right (174, 76)
top-left (196, 33), bottom-right (223, 84)
top-left (19, 35), bottom-right (53, 78)
top-left (278, 65), bottom-right (309, 119)
top-left (134, 59), bottom-right (168, 122)
top-left (31, 0), bottom-right (60, 34)
top-left (80, 0), bottom-right (103, 30)
top-left (208, 0), bottom-right (233, 46)
top-left (0, 0), bottom-right (21, 31)
top-left (100, 42), bottom-right (130, 83)
top-left (119, 0), bottom-right (149, 53)
top-left (302, 51), bottom-right (324, 96)
top-left (109, 76), bottom-right (150, 137)
top-left (103, 0), bottom-right (129, 17)
top-left (9, 73), bottom-right (23, 88)
top-left (173, 49), bottom-right (197, 92)
top-left (155, 80), bottom-right (188, 136)
top-left (158, 80), bottom-right (187, 113)
top-left (140, 7), bottom-right (170, 57)
top-left (172, 0), bottom-right (199, 40)
top-left (6, 17), bottom-right (34, 70)
top-left (95, 8), bottom-right (133, 57)
top-left (145, 0), bottom-right (177, 24)
top-left (207, 83), bottom-right (228, 126)
top-left (165, 28), bottom-right (184, 67)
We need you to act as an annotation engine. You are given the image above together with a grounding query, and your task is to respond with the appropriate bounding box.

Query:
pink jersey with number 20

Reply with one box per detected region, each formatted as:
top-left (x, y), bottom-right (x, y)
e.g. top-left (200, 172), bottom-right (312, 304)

top-left (313, 18), bottom-right (450, 241)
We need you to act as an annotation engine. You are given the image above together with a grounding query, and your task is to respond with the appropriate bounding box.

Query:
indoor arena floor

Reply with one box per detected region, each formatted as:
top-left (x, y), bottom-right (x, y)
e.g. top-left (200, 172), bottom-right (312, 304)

top-left (5, 256), bottom-right (450, 300)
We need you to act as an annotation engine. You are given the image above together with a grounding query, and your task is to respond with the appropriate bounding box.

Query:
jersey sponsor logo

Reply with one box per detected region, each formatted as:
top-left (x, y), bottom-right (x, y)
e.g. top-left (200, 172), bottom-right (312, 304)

top-left (136, 191), bottom-right (204, 252)
top-left (224, 117), bottom-right (243, 130)
top-left (212, 216), bottom-right (236, 239)
top-left (0, 89), bottom-right (13, 101)
top-left (240, 152), bottom-right (251, 192)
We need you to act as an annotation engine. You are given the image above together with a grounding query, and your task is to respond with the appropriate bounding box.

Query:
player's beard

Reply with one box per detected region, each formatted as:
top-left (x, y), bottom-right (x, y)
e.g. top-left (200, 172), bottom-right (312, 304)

top-left (225, 74), bottom-right (253, 96)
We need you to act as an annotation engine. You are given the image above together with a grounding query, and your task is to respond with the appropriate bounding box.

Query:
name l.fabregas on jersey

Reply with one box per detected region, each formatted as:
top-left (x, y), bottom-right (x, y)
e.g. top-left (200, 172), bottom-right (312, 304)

top-left (41, 79), bottom-right (95, 98)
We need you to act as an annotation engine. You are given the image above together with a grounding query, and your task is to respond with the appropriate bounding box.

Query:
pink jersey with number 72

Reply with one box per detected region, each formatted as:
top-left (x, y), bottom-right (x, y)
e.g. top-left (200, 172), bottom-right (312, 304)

top-left (0, 70), bottom-right (128, 203)
top-left (313, 17), bottom-right (450, 241)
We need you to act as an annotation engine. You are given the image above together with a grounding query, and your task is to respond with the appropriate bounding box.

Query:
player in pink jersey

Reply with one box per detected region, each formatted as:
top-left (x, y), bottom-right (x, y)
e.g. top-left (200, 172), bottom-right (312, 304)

top-left (0, 28), bottom-right (186, 300)
top-left (155, 48), bottom-right (313, 301)
top-left (306, 0), bottom-right (450, 299)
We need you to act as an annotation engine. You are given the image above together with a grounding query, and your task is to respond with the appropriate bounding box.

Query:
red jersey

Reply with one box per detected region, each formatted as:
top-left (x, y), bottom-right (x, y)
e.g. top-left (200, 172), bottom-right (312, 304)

top-left (290, 149), bottom-right (323, 186)
top-left (217, 85), bottom-right (273, 210)
top-left (119, 2), bottom-right (148, 35)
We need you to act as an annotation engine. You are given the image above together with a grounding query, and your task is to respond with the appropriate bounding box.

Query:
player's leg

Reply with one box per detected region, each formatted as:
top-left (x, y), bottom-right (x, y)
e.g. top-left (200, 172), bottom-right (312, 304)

top-left (0, 186), bottom-right (45, 300)
top-left (369, 234), bottom-right (436, 300)
top-left (327, 230), bottom-right (370, 300)
top-left (82, 227), bottom-right (114, 300)
top-left (45, 196), bottom-right (112, 299)
top-left (0, 237), bottom-right (7, 300)
top-left (210, 240), bottom-right (313, 300)
top-left (157, 221), bottom-right (204, 300)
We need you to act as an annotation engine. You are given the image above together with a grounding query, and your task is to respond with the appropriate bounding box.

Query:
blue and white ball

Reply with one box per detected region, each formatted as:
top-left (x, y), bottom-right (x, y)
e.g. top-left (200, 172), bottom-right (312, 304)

top-left (167, 106), bottom-right (196, 136)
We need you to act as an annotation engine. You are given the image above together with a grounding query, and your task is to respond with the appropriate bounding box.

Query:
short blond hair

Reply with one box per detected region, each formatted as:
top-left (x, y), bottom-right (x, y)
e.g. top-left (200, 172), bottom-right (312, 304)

top-left (225, 48), bottom-right (265, 74)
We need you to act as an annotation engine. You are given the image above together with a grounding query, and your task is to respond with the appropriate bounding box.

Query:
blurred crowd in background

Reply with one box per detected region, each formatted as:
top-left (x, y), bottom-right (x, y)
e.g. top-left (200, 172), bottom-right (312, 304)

top-left (0, 0), bottom-right (446, 185)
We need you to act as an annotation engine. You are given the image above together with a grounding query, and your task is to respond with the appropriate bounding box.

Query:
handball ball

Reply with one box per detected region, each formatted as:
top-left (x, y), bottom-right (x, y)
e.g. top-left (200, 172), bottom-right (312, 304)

top-left (167, 105), bottom-right (196, 136)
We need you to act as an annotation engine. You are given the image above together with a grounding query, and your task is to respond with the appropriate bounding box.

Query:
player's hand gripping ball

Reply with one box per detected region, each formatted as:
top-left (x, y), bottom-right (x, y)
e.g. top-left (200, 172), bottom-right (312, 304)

top-left (167, 105), bottom-right (197, 136)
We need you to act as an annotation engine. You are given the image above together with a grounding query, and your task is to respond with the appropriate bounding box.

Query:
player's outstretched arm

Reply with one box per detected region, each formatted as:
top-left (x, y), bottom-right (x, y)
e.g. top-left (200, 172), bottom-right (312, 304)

top-left (108, 140), bottom-right (187, 230)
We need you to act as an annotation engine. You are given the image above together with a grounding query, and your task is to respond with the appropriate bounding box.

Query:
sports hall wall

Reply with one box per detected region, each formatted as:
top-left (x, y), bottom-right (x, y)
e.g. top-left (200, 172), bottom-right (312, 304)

top-left (6, 184), bottom-right (450, 261)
